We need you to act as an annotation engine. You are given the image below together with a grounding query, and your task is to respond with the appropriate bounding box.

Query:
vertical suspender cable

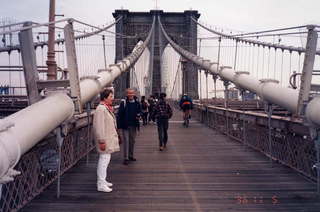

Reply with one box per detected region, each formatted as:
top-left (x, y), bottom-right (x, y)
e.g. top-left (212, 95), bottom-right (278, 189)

top-left (234, 40), bottom-right (238, 70)
top-left (244, 42), bottom-right (247, 71)
top-left (262, 46), bottom-right (265, 78)
top-left (248, 43), bottom-right (251, 73)
top-left (8, 51), bottom-right (11, 95)
top-left (289, 50), bottom-right (292, 79)
top-left (199, 38), bottom-right (202, 100)
top-left (256, 45), bottom-right (260, 79)
top-left (252, 44), bottom-right (255, 77)
top-left (297, 52), bottom-right (302, 88)
top-left (217, 37), bottom-right (221, 70)
top-left (274, 48), bottom-right (277, 79)
top-left (281, 50), bottom-right (284, 86)
top-left (267, 47), bottom-right (271, 78)
top-left (18, 51), bottom-right (22, 95)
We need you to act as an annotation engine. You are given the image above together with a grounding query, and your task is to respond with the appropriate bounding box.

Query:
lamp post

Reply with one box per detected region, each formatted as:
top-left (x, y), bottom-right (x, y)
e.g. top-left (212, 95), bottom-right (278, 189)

top-left (46, 0), bottom-right (57, 80)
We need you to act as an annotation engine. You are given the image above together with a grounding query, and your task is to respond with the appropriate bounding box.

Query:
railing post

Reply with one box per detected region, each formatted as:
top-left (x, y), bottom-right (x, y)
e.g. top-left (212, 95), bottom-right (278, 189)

top-left (64, 20), bottom-right (82, 113)
top-left (205, 70), bottom-right (209, 125)
top-left (223, 80), bottom-right (230, 135)
top-left (212, 74), bottom-right (218, 99)
top-left (55, 125), bottom-right (65, 199)
top-left (265, 103), bottom-right (274, 167)
top-left (241, 90), bottom-right (247, 149)
top-left (199, 69), bottom-right (202, 102)
top-left (85, 102), bottom-right (92, 165)
top-left (18, 22), bottom-right (41, 105)
top-left (213, 107), bottom-right (217, 129)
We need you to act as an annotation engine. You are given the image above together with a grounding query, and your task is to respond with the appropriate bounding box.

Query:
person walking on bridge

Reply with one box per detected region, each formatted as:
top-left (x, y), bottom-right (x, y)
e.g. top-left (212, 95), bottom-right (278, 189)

top-left (93, 89), bottom-right (120, 193)
top-left (117, 88), bottom-right (141, 165)
top-left (154, 92), bottom-right (173, 151)
top-left (179, 94), bottom-right (193, 126)
top-left (141, 96), bottom-right (149, 125)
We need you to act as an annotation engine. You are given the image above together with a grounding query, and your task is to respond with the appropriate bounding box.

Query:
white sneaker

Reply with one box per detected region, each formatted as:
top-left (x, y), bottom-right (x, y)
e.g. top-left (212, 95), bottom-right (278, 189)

top-left (105, 181), bottom-right (113, 187)
top-left (97, 185), bottom-right (112, 193)
top-left (98, 180), bottom-right (113, 187)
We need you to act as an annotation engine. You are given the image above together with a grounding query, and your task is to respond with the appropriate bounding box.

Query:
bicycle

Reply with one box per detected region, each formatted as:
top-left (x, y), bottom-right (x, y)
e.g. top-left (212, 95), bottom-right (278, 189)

top-left (183, 109), bottom-right (191, 128)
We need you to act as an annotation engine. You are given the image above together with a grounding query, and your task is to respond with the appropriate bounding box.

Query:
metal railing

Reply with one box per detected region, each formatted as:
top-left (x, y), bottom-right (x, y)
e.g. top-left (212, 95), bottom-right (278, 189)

top-left (0, 112), bottom-right (94, 212)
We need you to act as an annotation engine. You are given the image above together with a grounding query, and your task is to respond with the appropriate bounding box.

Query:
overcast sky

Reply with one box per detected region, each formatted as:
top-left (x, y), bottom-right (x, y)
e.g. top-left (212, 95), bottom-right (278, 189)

top-left (1, 0), bottom-right (320, 95)
top-left (1, 0), bottom-right (320, 32)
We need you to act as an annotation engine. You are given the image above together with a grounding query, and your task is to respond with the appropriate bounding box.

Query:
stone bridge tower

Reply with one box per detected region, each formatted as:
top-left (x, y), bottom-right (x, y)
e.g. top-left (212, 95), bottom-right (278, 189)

top-left (113, 9), bottom-right (200, 99)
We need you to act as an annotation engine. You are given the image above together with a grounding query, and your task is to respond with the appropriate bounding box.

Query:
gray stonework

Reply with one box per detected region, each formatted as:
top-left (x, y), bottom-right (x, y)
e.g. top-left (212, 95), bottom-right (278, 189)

top-left (113, 10), bottom-right (200, 99)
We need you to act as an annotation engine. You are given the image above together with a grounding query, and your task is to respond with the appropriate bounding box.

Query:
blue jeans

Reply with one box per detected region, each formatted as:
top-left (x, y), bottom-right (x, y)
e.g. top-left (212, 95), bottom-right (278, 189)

top-left (157, 118), bottom-right (169, 147)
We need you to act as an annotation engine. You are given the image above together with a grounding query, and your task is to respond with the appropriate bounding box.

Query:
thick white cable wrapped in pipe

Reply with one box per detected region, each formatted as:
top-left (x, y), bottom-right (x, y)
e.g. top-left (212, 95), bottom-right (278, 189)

top-left (0, 93), bottom-right (74, 182)
top-left (0, 17), bottom-right (155, 182)
top-left (158, 16), bottom-right (320, 127)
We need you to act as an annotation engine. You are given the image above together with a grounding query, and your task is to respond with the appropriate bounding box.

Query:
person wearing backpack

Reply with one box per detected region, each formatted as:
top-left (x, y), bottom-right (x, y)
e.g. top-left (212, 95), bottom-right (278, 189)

top-left (153, 92), bottom-right (173, 151)
top-left (140, 96), bottom-right (149, 125)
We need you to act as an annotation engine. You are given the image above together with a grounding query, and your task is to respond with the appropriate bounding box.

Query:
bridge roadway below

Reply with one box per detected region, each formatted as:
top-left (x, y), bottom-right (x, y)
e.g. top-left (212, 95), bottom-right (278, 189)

top-left (22, 107), bottom-right (320, 212)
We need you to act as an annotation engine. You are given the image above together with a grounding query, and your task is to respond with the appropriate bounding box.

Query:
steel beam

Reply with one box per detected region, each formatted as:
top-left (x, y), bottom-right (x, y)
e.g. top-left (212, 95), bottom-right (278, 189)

top-left (18, 22), bottom-right (41, 105)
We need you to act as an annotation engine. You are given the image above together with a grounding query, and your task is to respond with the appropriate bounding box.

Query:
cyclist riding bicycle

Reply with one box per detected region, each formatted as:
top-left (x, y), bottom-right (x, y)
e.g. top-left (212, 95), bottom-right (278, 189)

top-left (179, 94), bottom-right (193, 126)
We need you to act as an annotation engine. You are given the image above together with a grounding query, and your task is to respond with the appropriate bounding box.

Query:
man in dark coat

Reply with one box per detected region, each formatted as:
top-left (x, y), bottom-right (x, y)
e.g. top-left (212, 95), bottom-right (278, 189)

top-left (153, 92), bottom-right (173, 151)
top-left (117, 88), bottom-right (141, 165)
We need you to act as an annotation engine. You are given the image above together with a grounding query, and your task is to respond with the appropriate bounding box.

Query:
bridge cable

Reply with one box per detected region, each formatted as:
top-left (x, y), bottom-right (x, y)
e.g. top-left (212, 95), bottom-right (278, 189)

top-left (102, 35), bottom-right (107, 69)
top-left (8, 52), bottom-right (11, 94)
top-left (298, 52), bottom-right (302, 88)
top-left (274, 48), bottom-right (277, 79)
top-left (251, 44), bottom-right (255, 77)
top-left (289, 51), bottom-right (292, 85)
top-left (281, 49), bottom-right (284, 85)
top-left (217, 37), bottom-right (221, 70)
top-left (198, 38), bottom-right (202, 100)
top-left (256, 44), bottom-right (260, 78)
top-left (193, 18), bottom-right (320, 55)
top-left (0, 17), bottom-right (121, 53)
top-left (248, 43), bottom-right (251, 73)
top-left (234, 40), bottom-right (238, 70)
top-left (170, 57), bottom-right (182, 99)
top-left (267, 47), bottom-right (271, 78)
top-left (18, 51), bottom-right (22, 94)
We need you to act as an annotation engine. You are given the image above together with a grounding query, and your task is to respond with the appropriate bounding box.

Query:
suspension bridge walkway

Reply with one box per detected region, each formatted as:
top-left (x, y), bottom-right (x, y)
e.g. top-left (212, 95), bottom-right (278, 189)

top-left (1, 8), bottom-right (320, 212)
top-left (19, 106), bottom-right (320, 212)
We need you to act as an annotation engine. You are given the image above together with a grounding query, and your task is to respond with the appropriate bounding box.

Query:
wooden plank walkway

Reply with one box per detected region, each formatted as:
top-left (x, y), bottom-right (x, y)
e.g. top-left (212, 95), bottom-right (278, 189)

top-left (22, 108), bottom-right (320, 212)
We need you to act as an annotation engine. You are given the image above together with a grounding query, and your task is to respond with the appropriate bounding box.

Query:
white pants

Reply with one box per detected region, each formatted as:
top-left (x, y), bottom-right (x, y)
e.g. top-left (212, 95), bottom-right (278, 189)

top-left (97, 153), bottom-right (111, 184)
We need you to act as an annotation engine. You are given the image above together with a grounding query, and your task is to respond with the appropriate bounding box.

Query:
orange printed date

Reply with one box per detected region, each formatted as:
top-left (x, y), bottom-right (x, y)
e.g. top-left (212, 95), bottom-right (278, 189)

top-left (235, 195), bottom-right (279, 204)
